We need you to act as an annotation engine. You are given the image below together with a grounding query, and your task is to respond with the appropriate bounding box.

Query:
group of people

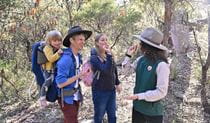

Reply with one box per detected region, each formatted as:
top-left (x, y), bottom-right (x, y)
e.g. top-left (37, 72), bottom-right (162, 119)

top-left (32, 25), bottom-right (170, 123)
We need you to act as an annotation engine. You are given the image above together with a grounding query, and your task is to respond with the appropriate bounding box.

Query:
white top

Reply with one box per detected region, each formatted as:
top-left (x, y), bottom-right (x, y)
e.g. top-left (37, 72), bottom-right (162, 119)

top-left (122, 56), bottom-right (170, 102)
top-left (73, 54), bottom-right (80, 101)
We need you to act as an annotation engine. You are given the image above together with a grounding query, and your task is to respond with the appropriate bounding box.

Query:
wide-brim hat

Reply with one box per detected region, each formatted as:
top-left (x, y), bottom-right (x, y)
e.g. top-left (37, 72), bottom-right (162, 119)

top-left (63, 26), bottom-right (92, 47)
top-left (133, 27), bottom-right (168, 51)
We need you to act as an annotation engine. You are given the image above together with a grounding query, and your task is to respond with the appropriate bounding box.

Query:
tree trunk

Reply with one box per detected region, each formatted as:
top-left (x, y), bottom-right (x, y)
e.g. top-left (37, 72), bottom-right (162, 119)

top-left (164, 9), bottom-right (204, 122)
top-left (164, 24), bottom-right (192, 122)
top-left (163, 0), bottom-right (173, 47)
top-left (65, 0), bottom-right (73, 27)
top-left (201, 66), bottom-right (210, 114)
top-left (200, 7), bottom-right (210, 115)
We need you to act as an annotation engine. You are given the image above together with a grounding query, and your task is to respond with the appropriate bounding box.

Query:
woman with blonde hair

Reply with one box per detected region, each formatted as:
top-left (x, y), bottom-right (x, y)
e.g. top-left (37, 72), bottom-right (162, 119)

top-left (90, 33), bottom-right (122, 123)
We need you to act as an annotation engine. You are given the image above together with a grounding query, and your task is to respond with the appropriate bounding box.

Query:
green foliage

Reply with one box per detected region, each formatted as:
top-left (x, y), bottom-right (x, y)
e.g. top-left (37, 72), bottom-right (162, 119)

top-left (74, 0), bottom-right (142, 31)
top-left (0, 60), bottom-right (34, 103)
top-left (0, 60), bottom-right (8, 69)
top-left (79, 0), bottom-right (116, 17)
top-left (74, 0), bottom-right (141, 56)
top-left (74, 0), bottom-right (117, 32)
top-left (0, 0), bottom-right (16, 10)
top-left (113, 5), bottom-right (141, 34)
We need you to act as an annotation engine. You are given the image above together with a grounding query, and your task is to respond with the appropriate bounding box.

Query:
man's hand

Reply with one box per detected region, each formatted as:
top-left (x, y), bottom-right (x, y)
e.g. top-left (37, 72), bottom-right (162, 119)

top-left (79, 67), bottom-right (91, 78)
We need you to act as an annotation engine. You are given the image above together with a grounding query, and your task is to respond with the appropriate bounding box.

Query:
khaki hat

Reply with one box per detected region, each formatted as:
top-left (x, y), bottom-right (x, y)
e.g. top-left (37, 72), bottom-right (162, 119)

top-left (133, 27), bottom-right (168, 51)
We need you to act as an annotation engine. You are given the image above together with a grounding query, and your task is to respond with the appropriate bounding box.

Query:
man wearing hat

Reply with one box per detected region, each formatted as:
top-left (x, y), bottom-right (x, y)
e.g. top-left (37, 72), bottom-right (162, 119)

top-left (122, 27), bottom-right (170, 123)
top-left (55, 26), bottom-right (92, 123)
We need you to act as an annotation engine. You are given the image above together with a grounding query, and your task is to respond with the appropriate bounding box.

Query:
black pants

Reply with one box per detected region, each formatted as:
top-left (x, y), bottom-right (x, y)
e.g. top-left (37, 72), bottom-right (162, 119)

top-left (132, 108), bottom-right (163, 123)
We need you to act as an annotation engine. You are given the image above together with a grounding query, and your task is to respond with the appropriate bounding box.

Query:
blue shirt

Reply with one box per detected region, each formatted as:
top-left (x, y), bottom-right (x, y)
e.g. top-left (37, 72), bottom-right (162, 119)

top-left (55, 48), bottom-right (82, 104)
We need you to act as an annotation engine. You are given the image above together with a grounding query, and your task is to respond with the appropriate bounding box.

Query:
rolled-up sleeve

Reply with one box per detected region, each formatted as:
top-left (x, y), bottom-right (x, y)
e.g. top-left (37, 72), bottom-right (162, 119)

top-left (56, 56), bottom-right (71, 84)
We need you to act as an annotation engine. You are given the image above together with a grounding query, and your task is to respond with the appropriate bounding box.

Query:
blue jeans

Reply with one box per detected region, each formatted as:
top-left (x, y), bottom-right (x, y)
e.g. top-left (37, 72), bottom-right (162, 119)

top-left (92, 89), bottom-right (116, 123)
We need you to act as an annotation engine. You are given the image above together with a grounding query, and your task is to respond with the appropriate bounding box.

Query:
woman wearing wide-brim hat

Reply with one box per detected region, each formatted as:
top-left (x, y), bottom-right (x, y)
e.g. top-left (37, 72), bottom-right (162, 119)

top-left (122, 27), bottom-right (170, 123)
top-left (55, 26), bottom-right (92, 123)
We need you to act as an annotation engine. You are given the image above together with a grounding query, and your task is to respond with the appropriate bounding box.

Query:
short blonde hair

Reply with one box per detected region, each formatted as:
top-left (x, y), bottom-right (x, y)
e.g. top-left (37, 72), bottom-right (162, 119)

top-left (45, 30), bottom-right (62, 44)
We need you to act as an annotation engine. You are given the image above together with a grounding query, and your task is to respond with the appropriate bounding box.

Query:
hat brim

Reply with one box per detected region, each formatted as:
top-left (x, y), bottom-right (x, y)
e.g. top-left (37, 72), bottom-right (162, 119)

top-left (63, 30), bottom-right (92, 47)
top-left (133, 35), bottom-right (168, 51)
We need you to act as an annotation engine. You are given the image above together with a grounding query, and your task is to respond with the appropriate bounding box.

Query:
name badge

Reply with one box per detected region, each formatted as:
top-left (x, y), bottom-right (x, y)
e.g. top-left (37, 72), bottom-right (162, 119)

top-left (147, 66), bottom-right (152, 71)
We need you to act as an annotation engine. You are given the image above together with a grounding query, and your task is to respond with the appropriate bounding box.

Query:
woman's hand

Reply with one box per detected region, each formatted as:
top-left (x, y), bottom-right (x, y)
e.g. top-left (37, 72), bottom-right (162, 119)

top-left (103, 45), bottom-right (112, 55)
top-left (125, 94), bottom-right (138, 100)
top-left (127, 44), bottom-right (138, 56)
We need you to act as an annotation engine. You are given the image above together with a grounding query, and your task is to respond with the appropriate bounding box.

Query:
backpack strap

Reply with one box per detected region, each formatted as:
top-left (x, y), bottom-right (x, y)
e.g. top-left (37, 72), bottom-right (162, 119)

top-left (93, 70), bottom-right (100, 80)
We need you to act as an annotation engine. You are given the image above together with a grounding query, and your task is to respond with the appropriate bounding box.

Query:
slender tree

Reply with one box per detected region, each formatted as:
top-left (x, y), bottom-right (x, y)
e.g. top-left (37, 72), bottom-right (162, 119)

top-left (200, 1), bottom-right (210, 114)
top-left (163, 0), bottom-right (173, 47)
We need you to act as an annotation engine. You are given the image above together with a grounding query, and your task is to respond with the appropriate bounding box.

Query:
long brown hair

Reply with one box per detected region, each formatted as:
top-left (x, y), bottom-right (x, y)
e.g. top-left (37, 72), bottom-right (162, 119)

top-left (140, 41), bottom-right (168, 63)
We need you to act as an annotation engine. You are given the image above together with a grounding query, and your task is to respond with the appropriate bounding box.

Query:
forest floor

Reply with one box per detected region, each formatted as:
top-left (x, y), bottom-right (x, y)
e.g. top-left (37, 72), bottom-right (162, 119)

top-left (1, 71), bottom-right (210, 123)
top-left (1, 73), bottom-right (135, 123)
